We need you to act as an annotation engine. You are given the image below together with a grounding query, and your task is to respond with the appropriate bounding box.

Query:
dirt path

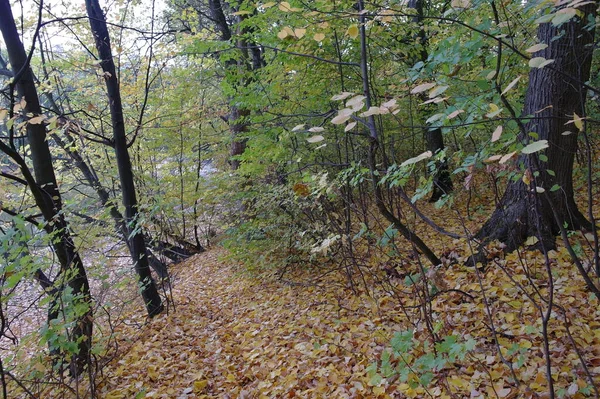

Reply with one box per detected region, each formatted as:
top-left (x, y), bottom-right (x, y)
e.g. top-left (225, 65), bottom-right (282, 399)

top-left (99, 248), bottom-right (392, 399)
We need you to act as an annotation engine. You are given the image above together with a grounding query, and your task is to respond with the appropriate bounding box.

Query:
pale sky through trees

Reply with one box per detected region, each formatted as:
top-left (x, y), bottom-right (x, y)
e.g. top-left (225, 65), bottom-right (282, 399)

top-left (1, 0), bottom-right (168, 51)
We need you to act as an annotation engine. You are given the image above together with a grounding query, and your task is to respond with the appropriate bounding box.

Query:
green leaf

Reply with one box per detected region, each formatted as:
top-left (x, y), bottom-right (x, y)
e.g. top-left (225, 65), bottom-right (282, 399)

top-left (552, 8), bottom-right (577, 26)
top-left (419, 372), bottom-right (434, 386)
top-left (534, 14), bottom-right (554, 24)
top-left (391, 331), bottom-right (413, 354)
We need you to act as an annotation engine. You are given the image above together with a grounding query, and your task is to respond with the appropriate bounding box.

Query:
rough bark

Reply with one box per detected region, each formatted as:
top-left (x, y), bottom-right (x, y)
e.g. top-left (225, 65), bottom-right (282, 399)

top-left (475, 4), bottom-right (596, 256)
top-left (85, 0), bottom-right (164, 317)
top-left (0, 0), bottom-right (93, 376)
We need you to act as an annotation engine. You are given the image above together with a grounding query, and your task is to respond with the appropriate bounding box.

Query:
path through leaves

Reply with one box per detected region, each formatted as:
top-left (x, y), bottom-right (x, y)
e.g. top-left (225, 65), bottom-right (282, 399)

top-left (99, 248), bottom-right (391, 398)
top-left (97, 240), bottom-right (600, 399)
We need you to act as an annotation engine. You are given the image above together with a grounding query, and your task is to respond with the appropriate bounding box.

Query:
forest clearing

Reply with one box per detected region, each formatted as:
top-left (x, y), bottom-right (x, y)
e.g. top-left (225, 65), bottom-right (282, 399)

top-left (1, 0), bottom-right (600, 397)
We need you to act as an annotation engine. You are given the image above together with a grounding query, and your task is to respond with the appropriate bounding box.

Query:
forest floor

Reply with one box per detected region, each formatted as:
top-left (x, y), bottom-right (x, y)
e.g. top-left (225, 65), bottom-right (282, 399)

top-left (97, 247), bottom-right (396, 398)
top-left (94, 231), bottom-right (600, 399)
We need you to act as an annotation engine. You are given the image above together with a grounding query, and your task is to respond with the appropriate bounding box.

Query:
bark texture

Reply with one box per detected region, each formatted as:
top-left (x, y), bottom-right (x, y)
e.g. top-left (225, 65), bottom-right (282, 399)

top-left (475, 4), bottom-right (596, 254)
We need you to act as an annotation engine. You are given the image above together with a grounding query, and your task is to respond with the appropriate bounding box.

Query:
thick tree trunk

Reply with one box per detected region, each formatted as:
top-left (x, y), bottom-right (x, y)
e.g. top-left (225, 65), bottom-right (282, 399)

top-left (475, 4), bottom-right (596, 255)
top-left (0, 1), bottom-right (93, 376)
top-left (85, 0), bottom-right (164, 317)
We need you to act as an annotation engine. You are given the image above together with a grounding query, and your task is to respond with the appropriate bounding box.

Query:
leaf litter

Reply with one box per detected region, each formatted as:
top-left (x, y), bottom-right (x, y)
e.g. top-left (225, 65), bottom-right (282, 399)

top-left (96, 225), bottom-right (600, 398)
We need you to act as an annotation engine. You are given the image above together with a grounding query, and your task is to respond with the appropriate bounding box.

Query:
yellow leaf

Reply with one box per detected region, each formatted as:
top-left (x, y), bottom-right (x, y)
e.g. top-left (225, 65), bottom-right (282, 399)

top-left (331, 108), bottom-right (353, 124)
top-left (501, 75), bottom-right (520, 96)
top-left (294, 28), bottom-right (306, 38)
top-left (277, 29), bottom-right (289, 39)
top-left (529, 57), bottom-right (554, 68)
top-left (486, 103), bottom-right (503, 118)
top-left (573, 112), bottom-right (583, 131)
top-left (344, 121), bottom-right (357, 131)
top-left (331, 92), bottom-right (353, 101)
top-left (491, 125), bottom-right (502, 142)
top-left (347, 24), bottom-right (359, 39)
top-left (499, 150), bottom-right (516, 164)
top-left (359, 106), bottom-right (382, 117)
top-left (447, 109), bottom-right (464, 119)
top-left (279, 1), bottom-right (291, 11)
top-left (525, 43), bottom-right (548, 53)
top-left (522, 168), bottom-right (532, 185)
top-left (525, 236), bottom-right (539, 246)
top-left (262, 1), bottom-right (276, 7)
top-left (307, 135), bottom-right (324, 143)
top-left (148, 365), bottom-right (159, 381)
top-left (105, 390), bottom-right (125, 399)
top-left (448, 376), bottom-right (467, 388)
top-left (484, 154), bottom-right (502, 163)
top-left (193, 379), bottom-right (209, 393)
top-left (313, 32), bottom-right (325, 41)
top-left (451, 0), bottom-right (470, 8)
top-left (380, 9), bottom-right (394, 23)
top-left (411, 82), bottom-right (436, 94)
top-left (28, 115), bottom-right (45, 125)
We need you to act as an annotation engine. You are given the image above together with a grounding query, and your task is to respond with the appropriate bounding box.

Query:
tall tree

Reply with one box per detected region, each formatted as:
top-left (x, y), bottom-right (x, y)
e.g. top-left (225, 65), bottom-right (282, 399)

top-left (84, 0), bottom-right (164, 316)
top-left (0, 0), bottom-right (93, 376)
top-left (475, 3), bottom-right (596, 254)
top-left (169, 0), bottom-right (263, 169)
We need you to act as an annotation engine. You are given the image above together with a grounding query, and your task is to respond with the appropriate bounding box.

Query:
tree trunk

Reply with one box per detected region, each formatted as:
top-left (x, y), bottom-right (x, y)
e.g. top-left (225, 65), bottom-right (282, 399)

top-left (208, 0), bottom-right (258, 170)
top-left (85, 0), bottom-right (164, 317)
top-left (475, 4), bottom-right (596, 255)
top-left (408, 0), bottom-right (453, 202)
top-left (0, 0), bottom-right (93, 376)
